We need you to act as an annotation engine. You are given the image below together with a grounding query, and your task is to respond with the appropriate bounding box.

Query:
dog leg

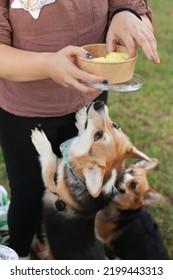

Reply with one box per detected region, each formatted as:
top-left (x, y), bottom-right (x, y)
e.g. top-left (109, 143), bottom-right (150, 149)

top-left (75, 107), bottom-right (87, 135)
top-left (31, 128), bottom-right (57, 193)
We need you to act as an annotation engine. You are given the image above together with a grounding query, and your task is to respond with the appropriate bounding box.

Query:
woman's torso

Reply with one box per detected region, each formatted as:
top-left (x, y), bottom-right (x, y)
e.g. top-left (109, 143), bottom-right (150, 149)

top-left (0, 0), bottom-right (109, 117)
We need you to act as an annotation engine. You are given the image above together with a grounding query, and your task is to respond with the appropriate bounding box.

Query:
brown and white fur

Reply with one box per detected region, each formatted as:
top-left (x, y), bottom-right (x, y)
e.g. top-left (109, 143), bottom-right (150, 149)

top-left (95, 158), bottom-right (169, 259)
top-left (31, 100), bottom-right (151, 260)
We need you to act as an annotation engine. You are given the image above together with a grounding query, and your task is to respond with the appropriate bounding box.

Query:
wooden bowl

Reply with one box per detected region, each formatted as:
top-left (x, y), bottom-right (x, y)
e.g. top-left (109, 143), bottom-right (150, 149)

top-left (77, 44), bottom-right (138, 83)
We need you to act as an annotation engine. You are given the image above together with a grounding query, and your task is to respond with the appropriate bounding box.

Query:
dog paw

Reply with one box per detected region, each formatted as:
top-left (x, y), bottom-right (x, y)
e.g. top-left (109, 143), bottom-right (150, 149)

top-left (75, 107), bottom-right (87, 134)
top-left (31, 128), bottom-right (52, 156)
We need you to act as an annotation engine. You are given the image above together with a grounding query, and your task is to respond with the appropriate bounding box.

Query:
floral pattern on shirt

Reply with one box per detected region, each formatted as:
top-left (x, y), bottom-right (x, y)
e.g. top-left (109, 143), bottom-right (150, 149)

top-left (11, 0), bottom-right (56, 19)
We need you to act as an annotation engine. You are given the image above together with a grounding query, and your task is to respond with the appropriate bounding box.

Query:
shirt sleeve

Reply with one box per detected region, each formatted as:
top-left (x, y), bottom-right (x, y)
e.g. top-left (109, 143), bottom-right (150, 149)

top-left (108, 0), bottom-right (152, 22)
top-left (0, 0), bottom-right (12, 45)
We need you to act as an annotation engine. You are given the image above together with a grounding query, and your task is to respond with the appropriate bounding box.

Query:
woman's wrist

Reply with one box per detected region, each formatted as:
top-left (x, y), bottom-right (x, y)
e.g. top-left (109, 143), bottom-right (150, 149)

top-left (111, 7), bottom-right (142, 21)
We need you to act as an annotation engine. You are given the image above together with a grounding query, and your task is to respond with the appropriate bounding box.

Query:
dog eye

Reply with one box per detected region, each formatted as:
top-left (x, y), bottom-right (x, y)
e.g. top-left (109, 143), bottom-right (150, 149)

top-left (130, 181), bottom-right (138, 190)
top-left (127, 169), bottom-right (135, 175)
top-left (94, 131), bottom-right (104, 141)
top-left (112, 122), bottom-right (120, 129)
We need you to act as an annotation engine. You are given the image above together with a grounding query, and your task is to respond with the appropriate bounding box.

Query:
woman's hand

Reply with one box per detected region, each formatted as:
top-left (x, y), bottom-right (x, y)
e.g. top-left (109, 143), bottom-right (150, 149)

top-left (106, 12), bottom-right (160, 64)
top-left (46, 45), bottom-right (106, 93)
top-left (0, 44), bottom-right (106, 94)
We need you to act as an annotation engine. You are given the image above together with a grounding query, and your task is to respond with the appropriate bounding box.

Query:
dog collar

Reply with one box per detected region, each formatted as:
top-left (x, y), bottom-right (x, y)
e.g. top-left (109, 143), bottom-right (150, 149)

top-left (67, 166), bottom-right (86, 189)
top-left (59, 138), bottom-right (74, 168)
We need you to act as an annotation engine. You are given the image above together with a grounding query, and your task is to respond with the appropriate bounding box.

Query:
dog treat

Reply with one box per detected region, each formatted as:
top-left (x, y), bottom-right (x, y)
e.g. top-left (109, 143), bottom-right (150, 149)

top-left (91, 52), bottom-right (129, 63)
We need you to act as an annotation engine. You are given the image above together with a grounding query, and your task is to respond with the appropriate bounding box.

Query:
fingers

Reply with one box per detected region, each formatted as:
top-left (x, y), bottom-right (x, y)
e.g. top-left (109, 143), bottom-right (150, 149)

top-left (106, 12), bottom-right (160, 64)
top-left (74, 66), bottom-right (108, 84)
top-left (137, 31), bottom-right (160, 64)
top-left (48, 46), bottom-right (108, 93)
top-left (117, 34), bottom-right (137, 59)
top-left (63, 46), bottom-right (110, 88)
top-left (64, 45), bottom-right (93, 59)
top-left (63, 45), bottom-right (109, 83)
top-left (67, 67), bottom-right (108, 93)
top-left (106, 34), bottom-right (117, 53)
top-left (69, 78), bottom-right (102, 94)
top-left (125, 29), bottom-right (159, 62)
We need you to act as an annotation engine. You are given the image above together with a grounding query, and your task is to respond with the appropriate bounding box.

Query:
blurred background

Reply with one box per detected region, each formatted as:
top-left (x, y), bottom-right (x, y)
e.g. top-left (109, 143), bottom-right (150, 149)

top-left (108, 0), bottom-right (173, 258)
top-left (0, 0), bottom-right (173, 258)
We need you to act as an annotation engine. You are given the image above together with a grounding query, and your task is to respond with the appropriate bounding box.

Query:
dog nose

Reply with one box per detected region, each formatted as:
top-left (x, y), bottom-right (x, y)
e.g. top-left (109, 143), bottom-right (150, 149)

top-left (93, 100), bottom-right (105, 111)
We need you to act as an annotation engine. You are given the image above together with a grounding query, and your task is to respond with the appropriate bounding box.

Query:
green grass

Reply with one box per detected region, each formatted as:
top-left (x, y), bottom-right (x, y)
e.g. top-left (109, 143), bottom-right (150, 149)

top-left (0, 0), bottom-right (173, 258)
top-left (108, 0), bottom-right (173, 259)
top-left (0, 151), bottom-right (8, 187)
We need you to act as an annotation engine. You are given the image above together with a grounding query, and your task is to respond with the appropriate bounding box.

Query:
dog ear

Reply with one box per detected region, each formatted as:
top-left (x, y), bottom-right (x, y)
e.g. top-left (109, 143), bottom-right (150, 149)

top-left (126, 146), bottom-right (151, 162)
top-left (83, 165), bottom-right (104, 198)
top-left (142, 189), bottom-right (164, 206)
top-left (134, 158), bottom-right (159, 173)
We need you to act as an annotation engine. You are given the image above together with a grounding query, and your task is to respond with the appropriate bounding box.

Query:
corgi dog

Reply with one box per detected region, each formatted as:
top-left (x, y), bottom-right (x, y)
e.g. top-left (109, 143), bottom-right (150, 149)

top-left (95, 158), bottom-right (169, 260)
top-left (31, 100), bottom-right (150, 260)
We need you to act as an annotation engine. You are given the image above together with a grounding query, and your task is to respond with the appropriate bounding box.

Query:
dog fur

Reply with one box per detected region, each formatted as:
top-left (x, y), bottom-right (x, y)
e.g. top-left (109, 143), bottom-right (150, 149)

top-left (31, 100), bottom-right (151, 260)
top-left (95, 158), bottom-right (169, 260)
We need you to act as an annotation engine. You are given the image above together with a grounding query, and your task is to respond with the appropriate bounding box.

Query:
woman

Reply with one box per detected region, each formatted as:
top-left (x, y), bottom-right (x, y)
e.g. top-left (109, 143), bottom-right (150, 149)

top-left (0, 0), bottom-right (159, 259)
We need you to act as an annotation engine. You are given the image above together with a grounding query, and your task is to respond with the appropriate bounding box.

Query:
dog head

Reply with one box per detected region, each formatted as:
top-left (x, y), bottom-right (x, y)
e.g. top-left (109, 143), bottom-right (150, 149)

top-left (95, 158), bottom-right (164, 245)
top-left (66, 100), bottom-right (151, 198)
top-left (114, 158), bottom-right (164, 209)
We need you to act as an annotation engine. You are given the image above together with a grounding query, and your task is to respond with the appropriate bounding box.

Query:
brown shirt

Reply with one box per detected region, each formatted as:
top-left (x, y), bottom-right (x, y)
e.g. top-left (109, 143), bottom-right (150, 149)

top-left (0, 0), bottom-right (151, 117)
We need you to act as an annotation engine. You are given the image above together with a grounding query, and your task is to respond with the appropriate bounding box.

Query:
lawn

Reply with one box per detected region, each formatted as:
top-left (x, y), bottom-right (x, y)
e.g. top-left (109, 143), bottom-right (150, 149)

top-left (0, 0), bottom-right (173, 259)
top-left (108, 0), bottom-right (173, 258)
